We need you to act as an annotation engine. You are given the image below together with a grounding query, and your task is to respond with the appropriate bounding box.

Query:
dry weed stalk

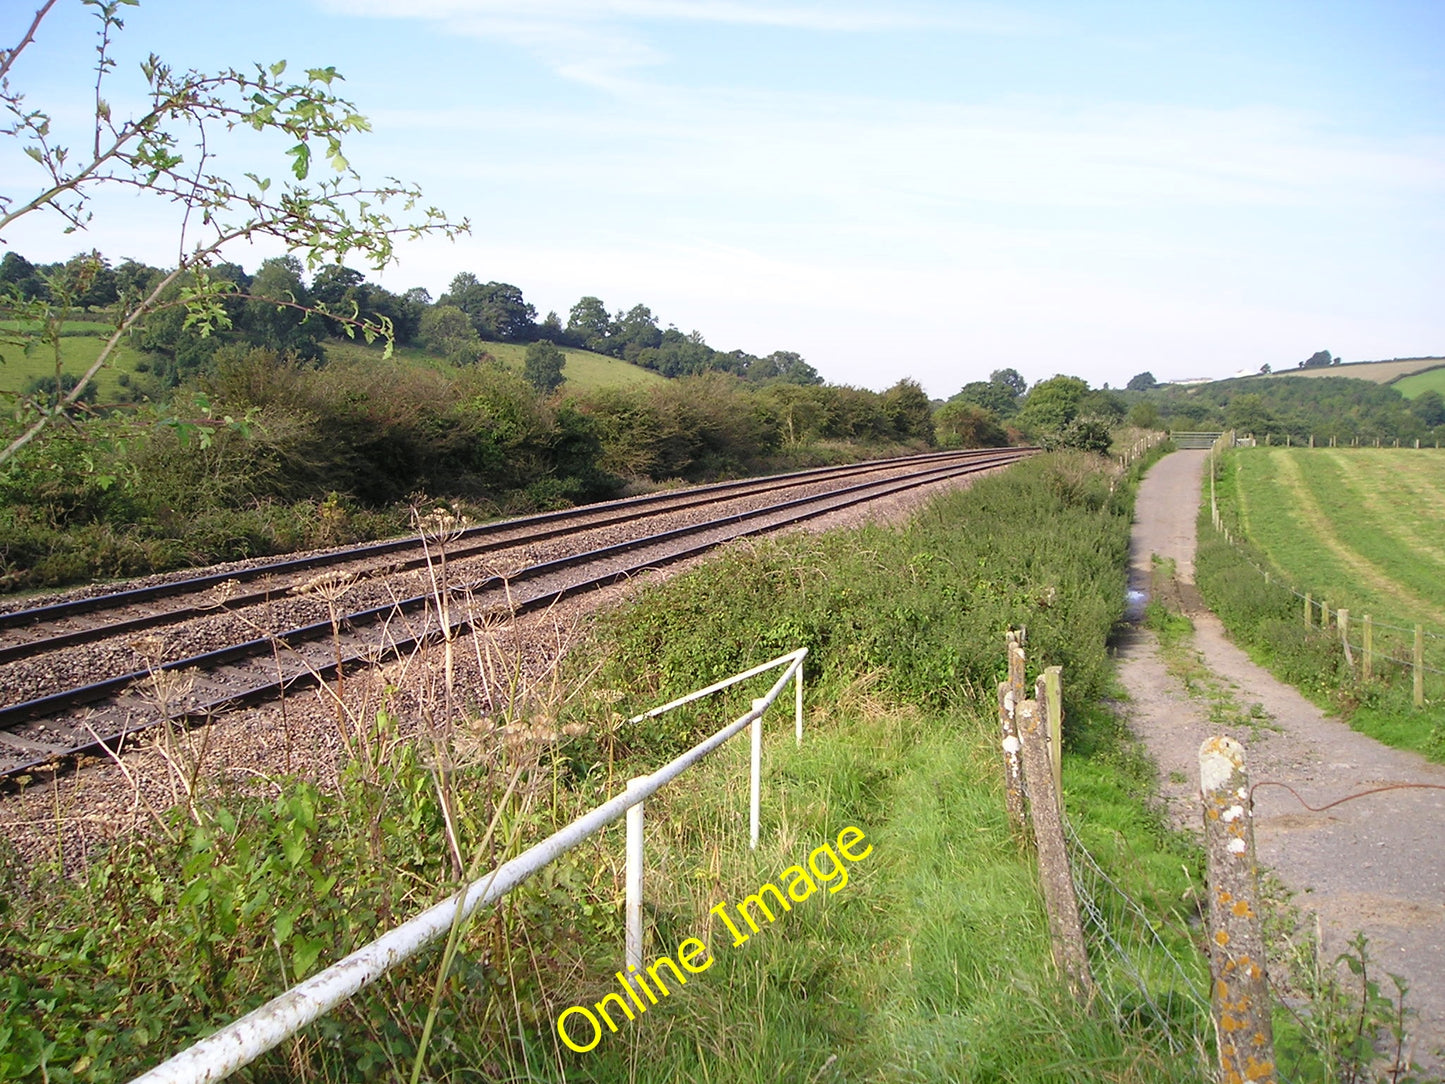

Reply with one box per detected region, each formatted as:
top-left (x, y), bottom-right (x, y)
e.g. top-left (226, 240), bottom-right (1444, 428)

top-left (128, 635), bottom-right (211, 825)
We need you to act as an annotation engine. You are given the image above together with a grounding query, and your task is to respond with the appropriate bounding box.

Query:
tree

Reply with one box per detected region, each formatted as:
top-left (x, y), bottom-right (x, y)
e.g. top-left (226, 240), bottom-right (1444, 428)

top-left (880, 378), bottom-right (935, 444)
top-left (950, 380), bottom-right (1018, 418)
top-left (1127, 400), bottom-right (1161, 429)
top-left (239, 255), bottom-right (325, 362)
top-left (523, 340), bottom-right (566, 393)
top-left (612, 303), bottom-right (662, 360)
top-left (1017, 375), bottom-right (1089, 434)
top-left (933, 400), bottom-right (1006, 448)
top-left (418, 304), bottom-right (482, 362)
top-left (1300, 350), bottom-right (1335, 369)
top-left (0, 0), bottom-right (466, 464)
top-left (441, 275), bottom-right (537, 342)
top-left (748, 350), bottom-right (822, 386)
top-left (1040, 414), bottom-right (1113, 455)
top-left (1126, 371), bottom-right (1158, 391)
top-left (566, 296), bottom-right (611, 351)
top-left (990, 368), bottom-right (1026, 397)
top-left (1411, 389), bottom-right (1445, 428)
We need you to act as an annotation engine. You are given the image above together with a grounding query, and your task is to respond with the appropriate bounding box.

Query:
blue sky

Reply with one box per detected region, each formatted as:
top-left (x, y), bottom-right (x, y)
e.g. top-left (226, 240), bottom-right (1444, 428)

top-left (3, 0), bottom-right (1442, 395)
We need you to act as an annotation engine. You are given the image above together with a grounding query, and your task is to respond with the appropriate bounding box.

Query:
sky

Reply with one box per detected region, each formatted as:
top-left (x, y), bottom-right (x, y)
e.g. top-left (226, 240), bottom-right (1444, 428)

top-left (2, 0), bottom-right (1443, 396)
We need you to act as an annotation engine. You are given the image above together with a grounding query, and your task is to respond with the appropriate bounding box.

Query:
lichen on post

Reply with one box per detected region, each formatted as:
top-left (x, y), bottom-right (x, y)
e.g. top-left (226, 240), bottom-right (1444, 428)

top-left (1199, 736), bottom-right (1276, 1084)
top-left (997, 680), bottom-right (1027, 839)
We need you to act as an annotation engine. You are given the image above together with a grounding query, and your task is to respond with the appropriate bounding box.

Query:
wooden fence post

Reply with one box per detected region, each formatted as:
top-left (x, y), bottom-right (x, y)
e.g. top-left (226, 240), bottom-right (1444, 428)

top-left (1018, 698), bottom-right (1094, 1001)
top-left (1339, 608), bottom-right (1353, 669)
top-left (999, 630), bottom-right (1030, 839)
top-left (1362, 614), bottom-right (1373, 682)
top-left (998, 681), bottom-right (1027, 839)
top-left (1416, 626), bottom-right (1426, 709)
top-left (1039, 667), bottom-right (1064, 799)
top-left (1200, 736), bottom-right (1276, 1084)
top-left (1304, 593), bottom-right (1312, 629)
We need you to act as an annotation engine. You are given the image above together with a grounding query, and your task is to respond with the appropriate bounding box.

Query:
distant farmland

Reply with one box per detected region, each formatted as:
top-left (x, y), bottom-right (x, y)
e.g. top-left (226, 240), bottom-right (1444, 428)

top-left (1251, 356), bottom-right (1445, 387)
top-left (1393, 366), bottom-right (1445, 400)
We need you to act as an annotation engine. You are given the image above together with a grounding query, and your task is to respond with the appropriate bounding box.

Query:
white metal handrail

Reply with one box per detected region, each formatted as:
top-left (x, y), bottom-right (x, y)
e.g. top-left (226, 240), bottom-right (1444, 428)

top-left (128, 648), bottom-right (807, 1084)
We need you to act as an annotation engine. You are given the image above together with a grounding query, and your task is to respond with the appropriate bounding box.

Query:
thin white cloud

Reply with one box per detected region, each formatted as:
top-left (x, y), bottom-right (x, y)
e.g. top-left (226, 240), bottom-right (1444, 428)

top-left (320, 0), bottom-right (1054, 88)
top-left (329, 0), bottom-right (1027, 33)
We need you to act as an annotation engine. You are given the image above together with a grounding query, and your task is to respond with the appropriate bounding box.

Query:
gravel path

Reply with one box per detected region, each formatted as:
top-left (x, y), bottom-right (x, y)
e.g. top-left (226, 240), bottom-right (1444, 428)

top-left (1121, 449), bottom-right (1445, 1076)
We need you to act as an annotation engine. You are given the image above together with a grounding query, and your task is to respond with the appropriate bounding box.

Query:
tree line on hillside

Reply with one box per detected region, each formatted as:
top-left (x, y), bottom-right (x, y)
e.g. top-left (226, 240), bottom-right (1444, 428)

top-left (1131, 371), bottom-right (1443, 445)
top-left (1, 250), bottom-right (819, 394)
top-left (0, 334), bottom-right (938, 591)
top-left (935, 364), bottom-right (1443, 451)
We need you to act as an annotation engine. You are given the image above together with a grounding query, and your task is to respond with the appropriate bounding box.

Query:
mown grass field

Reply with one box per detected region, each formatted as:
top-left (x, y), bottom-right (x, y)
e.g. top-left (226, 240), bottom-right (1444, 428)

top-left (1233, 448), bottom-right (1445, 630)
top-left (1392, 364), bottom-right (1445, 399)
top-left (1251, 356), bottom-right (1445, 385)
top-left (1204, 446), bottom-right (1445, 758)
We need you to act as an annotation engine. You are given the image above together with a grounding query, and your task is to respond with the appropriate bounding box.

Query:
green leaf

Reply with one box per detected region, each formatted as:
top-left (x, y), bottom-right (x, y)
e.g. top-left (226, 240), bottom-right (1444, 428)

top-left (292, 936), bottom-right (325, 977)
top-left (286, 142), bottom-right (311, 180)
top-left (273, 910), bottom-right (295, 945)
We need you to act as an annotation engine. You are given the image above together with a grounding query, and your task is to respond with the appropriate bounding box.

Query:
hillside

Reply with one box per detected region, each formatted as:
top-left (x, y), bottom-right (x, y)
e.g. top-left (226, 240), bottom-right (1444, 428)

top-left (1248, 355), bottom-right (1445, 386)
top-left (323, 338), bottom-right (667, 392)
top-left (0, 323), bottom-right (666, 403)
top-left (1393, 365), bottom-right (1445, 400)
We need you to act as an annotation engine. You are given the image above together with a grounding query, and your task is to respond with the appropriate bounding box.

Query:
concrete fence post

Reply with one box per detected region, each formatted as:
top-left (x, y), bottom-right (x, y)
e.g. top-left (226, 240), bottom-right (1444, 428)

top-left (1339, 608), bottom-right (1353, 669)
top-left (1018, 698), bottom-right (1094, 1002)
top-left (1362, 614), bottom-right (1373, 682)
top-left (1200, 736), bottom-right (1276, 1084)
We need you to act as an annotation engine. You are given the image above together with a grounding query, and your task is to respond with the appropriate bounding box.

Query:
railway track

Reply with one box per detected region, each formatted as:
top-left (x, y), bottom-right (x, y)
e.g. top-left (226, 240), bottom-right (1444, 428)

top-left (0, 448), bottom-right (1032, 783)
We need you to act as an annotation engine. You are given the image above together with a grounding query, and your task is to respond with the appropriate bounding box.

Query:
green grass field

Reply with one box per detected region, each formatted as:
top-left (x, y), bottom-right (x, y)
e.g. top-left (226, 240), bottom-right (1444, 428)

top-left (223, 336), bottom-right (668, 393)
top-left (1233, 447), bottom-right (1445, 630)
top-left (2, 324), bottom-right (667, 403)
top-left (0, 321), bottom-right (150, 401)
top-left (1391, 364), bottom-right (1445, 399)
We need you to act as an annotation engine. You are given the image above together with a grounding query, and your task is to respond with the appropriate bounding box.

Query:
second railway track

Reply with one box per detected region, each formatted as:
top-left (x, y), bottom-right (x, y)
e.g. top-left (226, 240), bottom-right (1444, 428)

top-left (0, 448), bottom-right (1032, 782)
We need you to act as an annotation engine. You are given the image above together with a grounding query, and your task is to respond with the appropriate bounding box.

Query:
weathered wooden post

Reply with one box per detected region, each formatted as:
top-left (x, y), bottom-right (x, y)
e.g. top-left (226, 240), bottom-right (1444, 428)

top-left (1304, 593), bottom-right (1312, 629)
top-left (1416, 626), bottom-right (1427, 709)
top-left (1039, 667), bottom-right (1064, 798)
top-left (1018, 698), bottom-right (1094, 1001)
top-left (1320, 599), bottom-right (1330, 630)
top-left (1362, 614), bottom-right (1373, 682)
top-left (998, 632), bottom-right (1028, 839)
top-left (1200, 737), bottom-right (1276, 1084)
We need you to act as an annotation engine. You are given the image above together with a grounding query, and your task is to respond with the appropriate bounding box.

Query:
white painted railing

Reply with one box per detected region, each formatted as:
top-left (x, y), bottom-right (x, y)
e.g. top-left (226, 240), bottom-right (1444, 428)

top-left (128, 648), bottom-right (806, 1084)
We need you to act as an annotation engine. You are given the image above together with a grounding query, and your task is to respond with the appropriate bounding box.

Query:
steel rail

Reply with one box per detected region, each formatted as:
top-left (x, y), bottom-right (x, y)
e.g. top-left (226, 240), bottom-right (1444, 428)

top-left (0, 450), bottom-right (1011, 668)
top-left (0, 448), bottom-right (996, 634)
top-left (1, 449), bottom-right (1030, 782)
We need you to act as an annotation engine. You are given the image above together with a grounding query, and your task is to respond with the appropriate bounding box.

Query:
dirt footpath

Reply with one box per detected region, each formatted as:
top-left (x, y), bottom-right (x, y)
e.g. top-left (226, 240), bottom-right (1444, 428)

top-left (1121, 450), bottom-right (1445, 1075)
